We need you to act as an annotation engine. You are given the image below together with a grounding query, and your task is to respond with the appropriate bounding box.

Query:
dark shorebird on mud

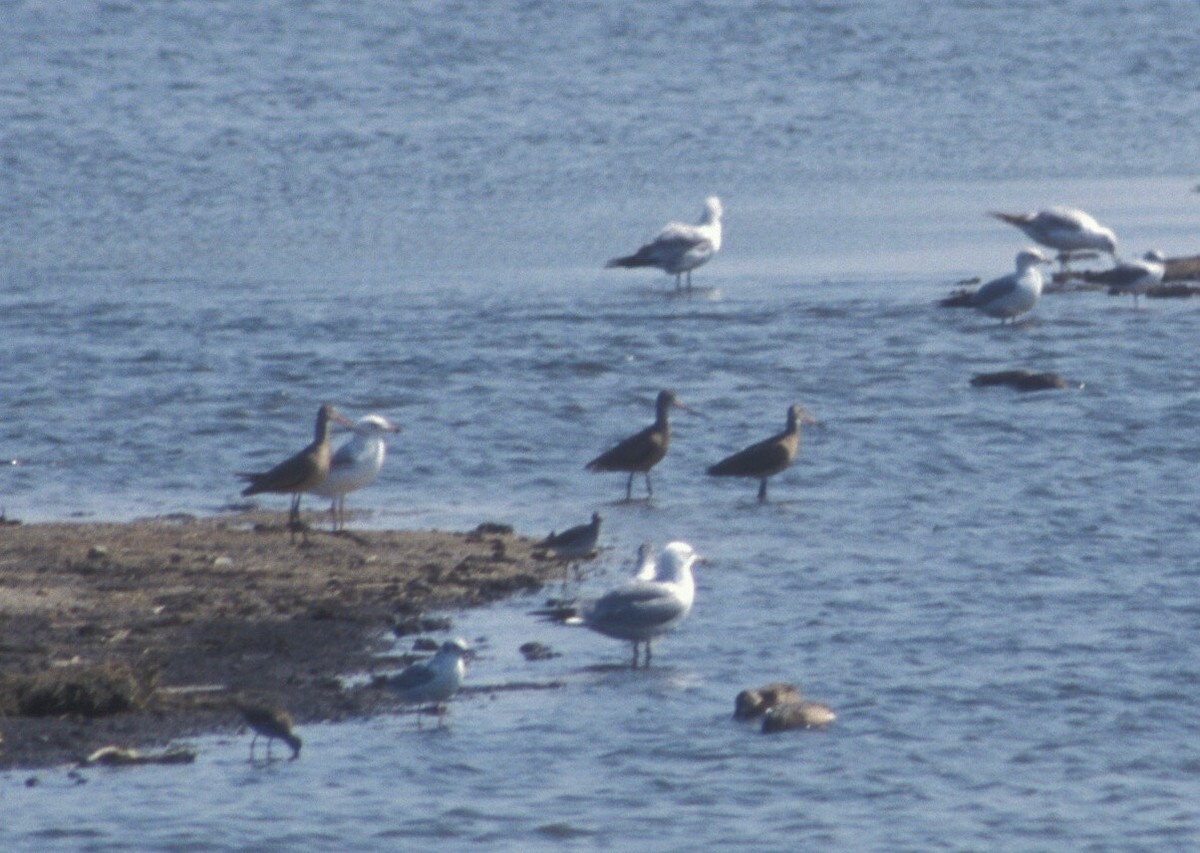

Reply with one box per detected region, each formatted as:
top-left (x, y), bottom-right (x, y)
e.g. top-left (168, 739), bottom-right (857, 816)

top-left (586, 390), bottom-right (689, 501)
top-left (235, 699), bottom-right (302, 761)
top-left (237, 403), bottom-right (352, 542)
top-left (707, 404), bottom-right (817, 502)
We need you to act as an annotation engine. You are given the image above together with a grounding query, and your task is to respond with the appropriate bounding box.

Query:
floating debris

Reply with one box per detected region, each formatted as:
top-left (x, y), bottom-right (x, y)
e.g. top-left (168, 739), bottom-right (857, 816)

top-left (82, 745), bottom-right (198, 767)
top-left (971, 370), bottom-right (1077, 392)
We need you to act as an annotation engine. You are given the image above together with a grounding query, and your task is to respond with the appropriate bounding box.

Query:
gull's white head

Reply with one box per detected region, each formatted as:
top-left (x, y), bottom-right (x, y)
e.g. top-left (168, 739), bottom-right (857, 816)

top-left (702, 196), bottom-right (723, 224)
top-left (355, 414), bottom-right (400, 436)
top-left (438, 638), bottom-right (471, 660)
top-left (1016, 247), bottom-right (1051, 270)
top-left (657, 541), bottom-right (699, 582)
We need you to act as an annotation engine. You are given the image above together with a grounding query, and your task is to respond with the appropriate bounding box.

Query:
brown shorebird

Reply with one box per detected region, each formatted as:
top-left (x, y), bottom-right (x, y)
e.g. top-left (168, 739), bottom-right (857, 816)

top-left (237, 403), bottom-right (352, 541)
top-left (586, 390), bottom-right (688, 501)
top-left (234, 700), bottom-right (302, 761)
top-left (706, 404), bottom-right (816, 502)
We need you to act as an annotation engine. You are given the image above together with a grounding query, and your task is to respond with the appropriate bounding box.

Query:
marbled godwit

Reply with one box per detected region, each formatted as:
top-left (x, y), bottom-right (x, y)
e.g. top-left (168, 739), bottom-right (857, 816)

top-left (1088, 250), bottom-right (1166, 308)
top-left (706, 404), bottom-right (816, 502)
top-left (384, 638), bottom-right (470, 727)
top-left (606, 197), bottom-right (723, 291)
top-left (988, 207), bottom-right (1118, 270)
top-left (578, 541), bottom-right (698, 669)
top-left (309, 414), bottom-right (400, 532)
top-left (586, 390), bottom-right (687, 501)
top-left (235, 700), bottom-right (302, 761)
top-left (237, 403), bottom-right (352, 541)
top-left (971, 248), bottom-right (1051, 323)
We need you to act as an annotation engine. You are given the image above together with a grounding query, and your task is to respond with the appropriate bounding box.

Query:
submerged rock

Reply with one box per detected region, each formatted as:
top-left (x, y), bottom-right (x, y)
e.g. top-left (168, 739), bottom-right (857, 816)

top-left (734, 683), bottom-right (801, 720)
top-left (970, 370), bottom-right (1074, 392)
top-left (761, 700), bottom-right (837, 733)
top-left (519, 641), bottom-right (560, 662)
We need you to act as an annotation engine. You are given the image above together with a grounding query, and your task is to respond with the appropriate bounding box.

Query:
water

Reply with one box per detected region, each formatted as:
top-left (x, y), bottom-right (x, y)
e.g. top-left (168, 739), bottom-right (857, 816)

top-left (3, 0), bottom-right (1200, 849)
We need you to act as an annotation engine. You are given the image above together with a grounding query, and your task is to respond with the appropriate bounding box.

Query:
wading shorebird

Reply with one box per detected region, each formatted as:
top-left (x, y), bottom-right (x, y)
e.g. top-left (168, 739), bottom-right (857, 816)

top-left (988, 206), bottom-right (1118, 271)
top-left (971, 248), bottom-right (1052, 323)
top-left (237, 403), bottom-right (353, 542)
top-left (309, 413), bottom-right (400, 532)
top-left (606, 196), bottom-right (723, 291)
top-left (707, 404), bottom-right (817, 502)
top-left (235, 700), bottom-right (302, 761)
top-left (586, 390), bottom-right (689, 501)
top-left (576, 541), bottom-right (698, 669)
top-left (383, 638), bottom-right (471, 727)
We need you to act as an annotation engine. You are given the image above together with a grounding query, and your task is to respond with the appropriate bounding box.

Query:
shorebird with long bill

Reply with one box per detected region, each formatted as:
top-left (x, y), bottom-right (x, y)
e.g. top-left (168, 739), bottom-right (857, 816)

top-left (586, 390), bottom-right (690, 501)
top-left (707, 404), bottom-right (817, 502)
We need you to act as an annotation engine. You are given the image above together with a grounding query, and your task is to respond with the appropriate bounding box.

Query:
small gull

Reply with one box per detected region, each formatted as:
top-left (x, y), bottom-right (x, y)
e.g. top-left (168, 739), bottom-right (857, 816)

top-left (586, 390), bottom-right (690, 501)
top-left (237, 404), bottom-right (353, 542)
top-left (606, 197), bottom-right (723, 291)
top-left (707, 404), bottom-right (817, 502)
top-left (309, 414), bottom-right (400, 532)
top-left (971, 247), bottom-right (1051, 323)
top-left (383, 638), bottom-right (470, 726)
top-left (1089, 250), bottom-right (1166, 308)
top-left (989, 206), bottom-right (1118, 270)
top-left (576, 541), bottom-right (698, 669)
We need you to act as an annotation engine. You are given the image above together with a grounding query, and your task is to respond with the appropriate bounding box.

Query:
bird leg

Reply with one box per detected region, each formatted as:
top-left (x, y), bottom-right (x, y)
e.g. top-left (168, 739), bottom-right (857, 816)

top-left (249, 733), bottom-right (258, 762)
top-left (644, 472), bottom-right (653, 499)
top-left (686, 270), bottom-right (693, 291)
top-left (644, 641), bottom-right (652, 667)
top-left (758, 479), bottom-right (768, 502)
top-left (630, 642), bottom-right (640, 669)
top-left (625, 472), bottom-right (635, 502)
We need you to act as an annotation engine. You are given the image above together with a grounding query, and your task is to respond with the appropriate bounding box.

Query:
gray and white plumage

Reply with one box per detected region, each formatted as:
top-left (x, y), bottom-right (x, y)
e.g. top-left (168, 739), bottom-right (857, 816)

top-left (540, 512), bottom-right (602, 559)
top-left (972, 247), bottom-right (1051, 322)
top-left (309, 414), bottom-right (400, 531)
top-left (989, 207), bottom-right (1119, 265)
top-left (1090, 250), bottom-right (1166, 307)
top-left (606, 197), bottom-right (723, 290)
top-left (384, 638), bottom-right (470, 707)
top-left (577, 541), bottom-right (698, 668)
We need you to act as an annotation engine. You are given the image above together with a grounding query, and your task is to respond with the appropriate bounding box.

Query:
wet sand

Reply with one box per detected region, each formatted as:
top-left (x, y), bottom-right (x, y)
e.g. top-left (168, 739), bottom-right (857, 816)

top-left (0, 512), bottom-right (563, 769)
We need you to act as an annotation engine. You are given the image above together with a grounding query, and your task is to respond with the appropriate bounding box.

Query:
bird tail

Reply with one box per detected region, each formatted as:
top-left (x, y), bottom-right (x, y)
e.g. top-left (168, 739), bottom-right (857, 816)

top-left (605, 246), bottom-right (656, 269)
top-left (988, 211), bottom-right (1030, 227)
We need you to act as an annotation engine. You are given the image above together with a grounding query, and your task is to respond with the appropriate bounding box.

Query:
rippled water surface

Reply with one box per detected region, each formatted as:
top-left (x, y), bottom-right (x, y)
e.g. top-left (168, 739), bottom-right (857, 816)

top-left (3, 1), bottom-right (1200, 849)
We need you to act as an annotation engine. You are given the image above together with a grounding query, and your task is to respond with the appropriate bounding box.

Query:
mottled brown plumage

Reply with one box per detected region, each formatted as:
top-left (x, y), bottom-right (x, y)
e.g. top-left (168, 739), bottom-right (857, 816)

top-left (707, 404), bottom-right (816, 501)
top-left (238, 403), bottom-right (352, 540)
top-left (235, 699), bottom-right (302, 761)
top-left (586, 390), bottom-right (685, 500)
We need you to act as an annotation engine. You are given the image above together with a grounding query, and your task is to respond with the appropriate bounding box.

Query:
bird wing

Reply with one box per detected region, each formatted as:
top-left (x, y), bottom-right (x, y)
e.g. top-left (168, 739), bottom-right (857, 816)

top-left (386, 663), bottom-right (435, 691)
top-left (585, 425), bottom-right (666, 471)
top-left (1087, 262), bottom-right (1150, 288)
top-left (1037, 207), bottom-right (1091, 232)
top-left (588, 583), bottom-right (684, 632)
top-left (328, 439), bottom-right (363, 471)
top-left (238, 447), bottom-right (320, 495)
top-left (973, 274), bottom-right (1019, 306)
top-left (707, 434), bottom-right (792, 477)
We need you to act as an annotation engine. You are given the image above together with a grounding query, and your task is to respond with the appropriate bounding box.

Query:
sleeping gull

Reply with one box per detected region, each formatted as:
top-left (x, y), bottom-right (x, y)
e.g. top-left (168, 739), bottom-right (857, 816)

top-left (1088, 250), bottom-right (1166, 308)
top-left (383, 638), bottom-right (471, 726)
top-left (576, 541), bottom-right (698, 669)
top-left (606, 197), bottom-right (723, 291)
top-left (972, 247), bottom-right (1051, 323)
top-left (989, 207), bottom-right (1118, 270)
top-left (309, 414), bottom-right (400, 532)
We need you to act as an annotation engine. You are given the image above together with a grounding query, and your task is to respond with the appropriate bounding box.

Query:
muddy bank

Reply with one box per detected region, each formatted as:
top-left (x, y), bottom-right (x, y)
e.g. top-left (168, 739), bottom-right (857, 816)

top-left (0, 512), bottom-right (565, 770)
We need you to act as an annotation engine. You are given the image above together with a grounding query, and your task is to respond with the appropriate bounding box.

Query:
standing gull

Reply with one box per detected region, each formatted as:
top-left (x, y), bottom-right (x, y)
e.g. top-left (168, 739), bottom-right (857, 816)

top-left (577, 541), bottom-right (698, 669)
top-left (309, 414), bottom-right (400, 532)
top-left (606, 197), bottom-right (723, 291)
top-left (383, 638), bottom-right (471, 726)
top-left (989, 207), bottom-right (1118, 270)
top-left (1088, 250), bottom-right (1166, 308)
top-left (971, 248), bottom-right (1051, 323)
top-left (237, 403), bottom-right (352, 541)
top-left (586, 390), bottom-right (689, 501)
top-left (707, 404), bottom-right (817, 502)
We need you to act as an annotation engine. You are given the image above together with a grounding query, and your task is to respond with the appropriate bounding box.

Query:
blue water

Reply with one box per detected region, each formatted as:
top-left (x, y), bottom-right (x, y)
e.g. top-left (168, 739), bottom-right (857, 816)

top-left (3, 1), bottom-right (1200, 849)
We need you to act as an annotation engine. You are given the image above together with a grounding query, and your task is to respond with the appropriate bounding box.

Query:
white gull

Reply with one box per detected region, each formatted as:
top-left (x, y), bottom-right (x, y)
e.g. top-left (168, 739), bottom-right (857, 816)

top-left (383, 638), bottom-right (471, 726)
top-left (972, 247), bottom-right (1051, 323)
top-left (1090, 250), bottom-right (1166, 308)
top-left (309, 414), bottom-right (399, 532)
top-left (606, 197), bottom-right (723, 291)
top-left (989, 206), bottom-right (1118, 269)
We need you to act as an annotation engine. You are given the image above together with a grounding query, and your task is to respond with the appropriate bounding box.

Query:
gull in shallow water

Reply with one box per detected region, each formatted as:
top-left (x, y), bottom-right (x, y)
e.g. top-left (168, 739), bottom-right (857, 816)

top-left (606, 197), bottom-right (723, 291)
top-left (1089, 250), bottom-right (1166, 308)
top-left (576, 541), bottom-right (698, 669)
top-left (972, 247), bottom-right (1052, 323)
top-left (989, 206), bottom-right (1118, 270)
top-left (309, 414), bottom-right (400, 532)
top-left (384, 638), bottom-right (471, 726)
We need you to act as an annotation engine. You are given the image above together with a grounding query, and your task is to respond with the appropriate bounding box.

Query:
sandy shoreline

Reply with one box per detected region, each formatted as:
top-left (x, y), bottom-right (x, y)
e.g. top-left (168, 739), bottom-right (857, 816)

top-left (0, 511), bottom-right (565, 770)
